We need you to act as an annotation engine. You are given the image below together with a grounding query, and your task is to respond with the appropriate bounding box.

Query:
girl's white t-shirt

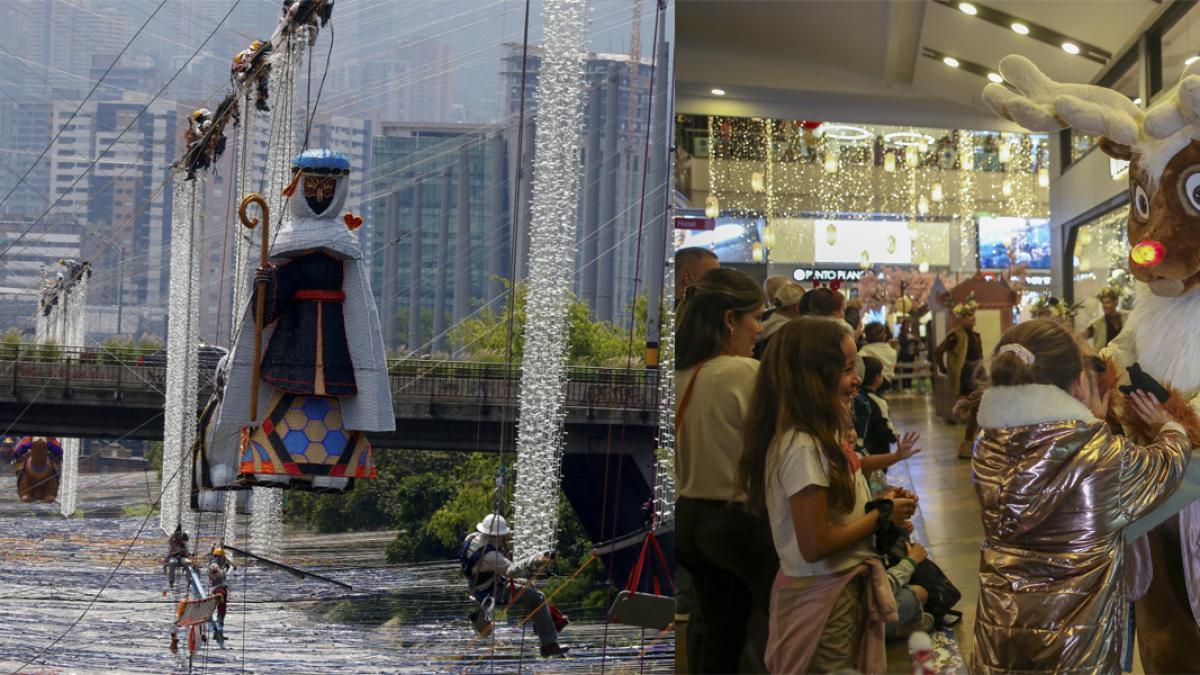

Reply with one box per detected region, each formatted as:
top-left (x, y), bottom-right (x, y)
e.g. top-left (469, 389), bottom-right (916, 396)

top-left (767, 430), bottom-right (875, 577)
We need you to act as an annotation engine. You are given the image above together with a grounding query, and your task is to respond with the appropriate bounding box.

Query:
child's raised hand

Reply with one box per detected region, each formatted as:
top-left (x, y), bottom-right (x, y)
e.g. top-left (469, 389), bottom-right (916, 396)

top-left (1130, 389), bottom-right (1172, 429)
top-left (1080, 371), bottom-right (1111, 419)
top-left (896, 432), bottom-right (921, 460)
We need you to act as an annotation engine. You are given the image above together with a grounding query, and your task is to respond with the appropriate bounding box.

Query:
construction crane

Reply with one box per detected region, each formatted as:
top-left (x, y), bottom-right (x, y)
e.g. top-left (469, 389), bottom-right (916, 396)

top-left (626, 0), bottom-right (643, 148)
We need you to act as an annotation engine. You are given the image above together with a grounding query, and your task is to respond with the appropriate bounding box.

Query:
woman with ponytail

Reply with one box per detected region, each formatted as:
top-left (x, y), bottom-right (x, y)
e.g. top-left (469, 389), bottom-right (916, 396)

top-left (971, 319), bottom-right (1192, 674)
top-left (675, 267), bottom-right (777, 672)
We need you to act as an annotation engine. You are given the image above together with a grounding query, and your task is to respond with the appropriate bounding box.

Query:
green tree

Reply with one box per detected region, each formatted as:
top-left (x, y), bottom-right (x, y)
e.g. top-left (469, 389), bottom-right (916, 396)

top-left (450, 282), bottom-right (648, 366)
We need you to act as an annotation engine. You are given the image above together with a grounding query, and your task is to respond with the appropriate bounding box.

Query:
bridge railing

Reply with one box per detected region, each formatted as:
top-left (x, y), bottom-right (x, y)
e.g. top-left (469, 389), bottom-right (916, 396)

top-left (1, 345), bottom-right (660, 412)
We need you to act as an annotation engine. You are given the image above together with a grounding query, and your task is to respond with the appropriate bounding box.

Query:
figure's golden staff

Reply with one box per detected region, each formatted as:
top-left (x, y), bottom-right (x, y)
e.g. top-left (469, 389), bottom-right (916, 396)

top-left (238, 193), bottom-right (269, 422)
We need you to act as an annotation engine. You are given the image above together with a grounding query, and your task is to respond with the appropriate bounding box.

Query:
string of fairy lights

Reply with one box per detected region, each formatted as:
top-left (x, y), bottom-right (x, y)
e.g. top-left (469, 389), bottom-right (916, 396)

top-left (701, 116), bottom-right (1050, 274)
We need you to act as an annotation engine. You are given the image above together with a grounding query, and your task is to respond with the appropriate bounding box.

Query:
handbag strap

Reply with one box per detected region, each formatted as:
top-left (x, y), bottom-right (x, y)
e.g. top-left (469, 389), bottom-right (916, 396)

top-left (674, 361), bottom-right (707, 436)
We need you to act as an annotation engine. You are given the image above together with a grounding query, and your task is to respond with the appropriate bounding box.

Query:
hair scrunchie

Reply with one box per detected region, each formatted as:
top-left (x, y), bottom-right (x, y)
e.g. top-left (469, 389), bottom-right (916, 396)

top-left (998, 343), bottom-right (1036, 365)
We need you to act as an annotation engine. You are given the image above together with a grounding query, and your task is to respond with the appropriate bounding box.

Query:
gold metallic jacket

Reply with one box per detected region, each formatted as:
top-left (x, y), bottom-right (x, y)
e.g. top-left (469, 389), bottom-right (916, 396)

top-left (970, 384), bottom-right (1190, 674)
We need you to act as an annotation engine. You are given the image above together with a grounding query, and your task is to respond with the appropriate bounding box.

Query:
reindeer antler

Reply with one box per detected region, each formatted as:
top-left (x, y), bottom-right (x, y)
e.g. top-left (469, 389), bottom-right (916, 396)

top-left (982, 55), bottom-right (1143, 145)
top-left (1143, 61), bottom-right (1200, 139)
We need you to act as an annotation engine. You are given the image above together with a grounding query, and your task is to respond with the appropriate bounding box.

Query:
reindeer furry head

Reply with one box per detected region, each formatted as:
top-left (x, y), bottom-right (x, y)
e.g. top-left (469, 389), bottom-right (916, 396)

top-left (984, 55), bottom-right (1200, 298)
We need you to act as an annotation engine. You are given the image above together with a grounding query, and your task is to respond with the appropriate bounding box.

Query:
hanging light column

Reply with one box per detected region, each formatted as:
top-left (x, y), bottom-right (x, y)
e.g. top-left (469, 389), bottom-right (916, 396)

top-left (511, 0), bottom-right (590, 561)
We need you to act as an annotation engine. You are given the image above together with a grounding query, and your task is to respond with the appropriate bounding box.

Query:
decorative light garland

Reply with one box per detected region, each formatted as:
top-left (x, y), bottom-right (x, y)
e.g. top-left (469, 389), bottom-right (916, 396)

top-left (512, 0), bottom-right (589, 561)
top-left (160, 172), bottom-right (204, 537)
top-left (696, 117), bottom-right (1049, 270)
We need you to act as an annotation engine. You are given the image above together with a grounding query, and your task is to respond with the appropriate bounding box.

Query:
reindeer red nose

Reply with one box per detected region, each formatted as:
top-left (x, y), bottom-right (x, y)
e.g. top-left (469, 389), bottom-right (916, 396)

top-left (1131, 240), bottom-right (1166, 267)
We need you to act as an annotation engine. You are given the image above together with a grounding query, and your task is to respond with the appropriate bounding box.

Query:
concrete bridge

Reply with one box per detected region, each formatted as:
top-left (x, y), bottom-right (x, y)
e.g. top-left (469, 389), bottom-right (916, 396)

top-left (0, 345), bottom-right (672, 589)
top-left (0, 346), bottom-right (660, 454)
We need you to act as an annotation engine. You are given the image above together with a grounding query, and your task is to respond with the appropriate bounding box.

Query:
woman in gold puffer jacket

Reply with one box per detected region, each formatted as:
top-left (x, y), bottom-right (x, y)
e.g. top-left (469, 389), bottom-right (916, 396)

top-left (970, 320), bottom-right (1191, 674)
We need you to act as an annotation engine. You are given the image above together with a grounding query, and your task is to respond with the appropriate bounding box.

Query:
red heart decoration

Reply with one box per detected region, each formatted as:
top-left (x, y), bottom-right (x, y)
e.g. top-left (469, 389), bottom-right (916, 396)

top-left (343, 212), bottom-right (363, 230)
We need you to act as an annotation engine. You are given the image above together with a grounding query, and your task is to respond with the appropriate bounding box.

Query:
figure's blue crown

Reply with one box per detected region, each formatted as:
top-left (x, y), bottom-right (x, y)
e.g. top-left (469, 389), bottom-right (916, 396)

top-left (291, 149), bottom-right (350, 174)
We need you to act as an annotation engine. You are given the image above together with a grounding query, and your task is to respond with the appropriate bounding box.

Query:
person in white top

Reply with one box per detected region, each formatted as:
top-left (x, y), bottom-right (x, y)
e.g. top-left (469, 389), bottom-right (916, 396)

top-left (675, 267), bottom-right (777, 673)
top-left (737, 317), bottom-right (917, 673)
top-left (859, 322), bottom-right (898, 387)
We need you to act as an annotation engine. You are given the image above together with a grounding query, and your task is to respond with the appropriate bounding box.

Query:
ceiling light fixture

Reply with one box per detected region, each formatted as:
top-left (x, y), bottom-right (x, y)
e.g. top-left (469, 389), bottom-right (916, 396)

top-left (884, 131), bottom-right (935, 147)
top-left (1061, 42), bottom-right (1080, 55)
top-left (922, 48), bottom-right (1007, 85)
top-left (821, 124), bottom-right (873, 141)
top-left (1133, 97), bottom-right (1142, 105)
top-left (931, 0), bottom-right (1109, 64)
top-left (710, 88), bottom-right (725, 96)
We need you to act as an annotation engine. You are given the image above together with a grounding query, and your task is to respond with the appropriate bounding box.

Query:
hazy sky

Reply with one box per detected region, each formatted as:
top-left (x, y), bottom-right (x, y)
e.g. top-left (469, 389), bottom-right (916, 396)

top-left (1, 0), bottom-right (672, 124)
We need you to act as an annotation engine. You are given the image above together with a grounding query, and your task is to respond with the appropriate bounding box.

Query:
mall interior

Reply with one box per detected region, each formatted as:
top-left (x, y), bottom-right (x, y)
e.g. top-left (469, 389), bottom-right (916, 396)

top-left (673, 2), bottom-right (1200, 673)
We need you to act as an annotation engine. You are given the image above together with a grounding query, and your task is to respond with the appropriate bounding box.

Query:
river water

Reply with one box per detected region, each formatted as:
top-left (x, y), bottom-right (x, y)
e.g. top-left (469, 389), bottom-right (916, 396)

top-left (0, 472), bottom-right (673, 674)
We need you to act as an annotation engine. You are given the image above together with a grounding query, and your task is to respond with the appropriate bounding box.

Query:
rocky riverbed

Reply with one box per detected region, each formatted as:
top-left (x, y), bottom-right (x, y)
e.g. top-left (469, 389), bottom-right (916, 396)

top-left (0, 471), bottom-right (672, 673)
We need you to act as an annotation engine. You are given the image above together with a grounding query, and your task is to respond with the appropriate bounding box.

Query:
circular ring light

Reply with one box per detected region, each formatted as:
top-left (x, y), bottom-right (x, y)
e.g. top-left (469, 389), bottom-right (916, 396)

top-left (820, 124), bottom-right (872, 142)
top-left (883, 131), bottom-right (935, 147)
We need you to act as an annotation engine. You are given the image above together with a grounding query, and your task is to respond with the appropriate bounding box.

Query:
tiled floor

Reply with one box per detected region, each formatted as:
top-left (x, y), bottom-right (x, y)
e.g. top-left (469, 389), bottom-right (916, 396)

top-left (887, 394), bottom-right (1150, 674)
top-left (886, 394), bottom-right (982, 670)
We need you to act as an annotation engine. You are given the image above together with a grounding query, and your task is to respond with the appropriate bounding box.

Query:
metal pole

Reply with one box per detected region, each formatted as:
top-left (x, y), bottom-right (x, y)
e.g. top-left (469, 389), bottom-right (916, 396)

top-left (643, 29), bottom-right (670, 368)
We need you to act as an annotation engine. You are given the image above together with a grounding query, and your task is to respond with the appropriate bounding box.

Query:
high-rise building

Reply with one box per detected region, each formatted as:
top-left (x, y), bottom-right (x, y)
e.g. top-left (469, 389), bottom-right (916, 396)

top-left (0, 218), bottom-right (82, 333)
top-left (369, 122), bottom-right (509, 352)
top-left (501, 46), bottom-right (659, 323)
top-left (45, 92), bottom-right (181, 337)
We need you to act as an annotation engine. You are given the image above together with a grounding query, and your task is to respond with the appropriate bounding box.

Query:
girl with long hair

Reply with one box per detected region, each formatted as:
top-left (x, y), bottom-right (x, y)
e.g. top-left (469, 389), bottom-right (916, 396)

top-left (738, 317), bottom-right (916, 673)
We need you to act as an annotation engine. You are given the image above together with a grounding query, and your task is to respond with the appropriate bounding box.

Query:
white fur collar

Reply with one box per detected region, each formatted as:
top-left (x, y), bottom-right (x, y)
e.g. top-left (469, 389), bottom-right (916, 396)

top-left (977, 384), bottom-right (1097, 428)
top-left (1129, 282), bottom-right (1200, 396)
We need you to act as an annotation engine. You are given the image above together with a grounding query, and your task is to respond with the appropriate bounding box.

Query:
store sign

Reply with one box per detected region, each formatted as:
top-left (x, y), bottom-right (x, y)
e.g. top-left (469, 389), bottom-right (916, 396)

top-left (674, 215), bottom-right (715, 231)
top-left (792, 268), bottom-right (866, 282)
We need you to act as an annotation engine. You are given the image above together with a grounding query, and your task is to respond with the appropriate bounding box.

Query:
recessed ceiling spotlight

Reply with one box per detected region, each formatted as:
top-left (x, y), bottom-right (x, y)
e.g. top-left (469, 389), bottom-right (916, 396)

top-left (1011, 22), bottom-right (1030, 35)
top-left (1134, 97), bottom-right (1142, 105)
top-left (943, 56), bottom-right (960, 68)
top-left (1062, 42), bottom-right (1080, 55)
top-left (710, 88), bottom-right (725, 96)
top-left (958, 2), bottom-right (978, 15)
top-left (1187, 55), bottom-right (1200, 66)
top-left (987, 72), bottom-right (1003, 83)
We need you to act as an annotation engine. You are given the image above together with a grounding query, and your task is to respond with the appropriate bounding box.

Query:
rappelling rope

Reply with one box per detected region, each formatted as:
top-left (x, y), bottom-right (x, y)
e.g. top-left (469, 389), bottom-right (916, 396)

top-left (599, 3), bottom-right (665, 671)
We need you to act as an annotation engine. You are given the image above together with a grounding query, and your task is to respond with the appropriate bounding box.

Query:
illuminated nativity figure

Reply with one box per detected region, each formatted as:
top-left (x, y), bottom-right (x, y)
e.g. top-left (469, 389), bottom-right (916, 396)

top-left (195, 149), bottom-right (392, 497)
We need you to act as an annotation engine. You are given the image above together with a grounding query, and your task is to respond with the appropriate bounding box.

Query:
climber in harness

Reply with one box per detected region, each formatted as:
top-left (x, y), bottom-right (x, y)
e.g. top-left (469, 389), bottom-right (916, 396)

top-left (460, 513), bottom-right (570, 658)
top-left (164, 525), bottom-right (191, 590)
top-left (207, 543), bottom-right (236, 640)
top-left (232, 39), bottom-right (272, 112)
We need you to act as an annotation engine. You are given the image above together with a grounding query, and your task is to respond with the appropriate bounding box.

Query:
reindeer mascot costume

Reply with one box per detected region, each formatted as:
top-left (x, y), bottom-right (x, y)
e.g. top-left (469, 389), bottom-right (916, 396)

top-left (985, 55), bottom-right (1200, 673)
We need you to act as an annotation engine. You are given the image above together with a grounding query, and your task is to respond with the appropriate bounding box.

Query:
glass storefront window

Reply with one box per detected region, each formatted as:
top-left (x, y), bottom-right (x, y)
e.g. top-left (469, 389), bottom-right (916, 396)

top-left (1071, 132), bottom-right (1100, 164)
top-left (1071, 206), bottom-right (1132, 333)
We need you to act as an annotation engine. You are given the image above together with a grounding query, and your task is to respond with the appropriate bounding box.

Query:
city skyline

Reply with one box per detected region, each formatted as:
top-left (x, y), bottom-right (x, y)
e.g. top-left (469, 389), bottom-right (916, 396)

top-left (0, 0), bottom-right (668, 344)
